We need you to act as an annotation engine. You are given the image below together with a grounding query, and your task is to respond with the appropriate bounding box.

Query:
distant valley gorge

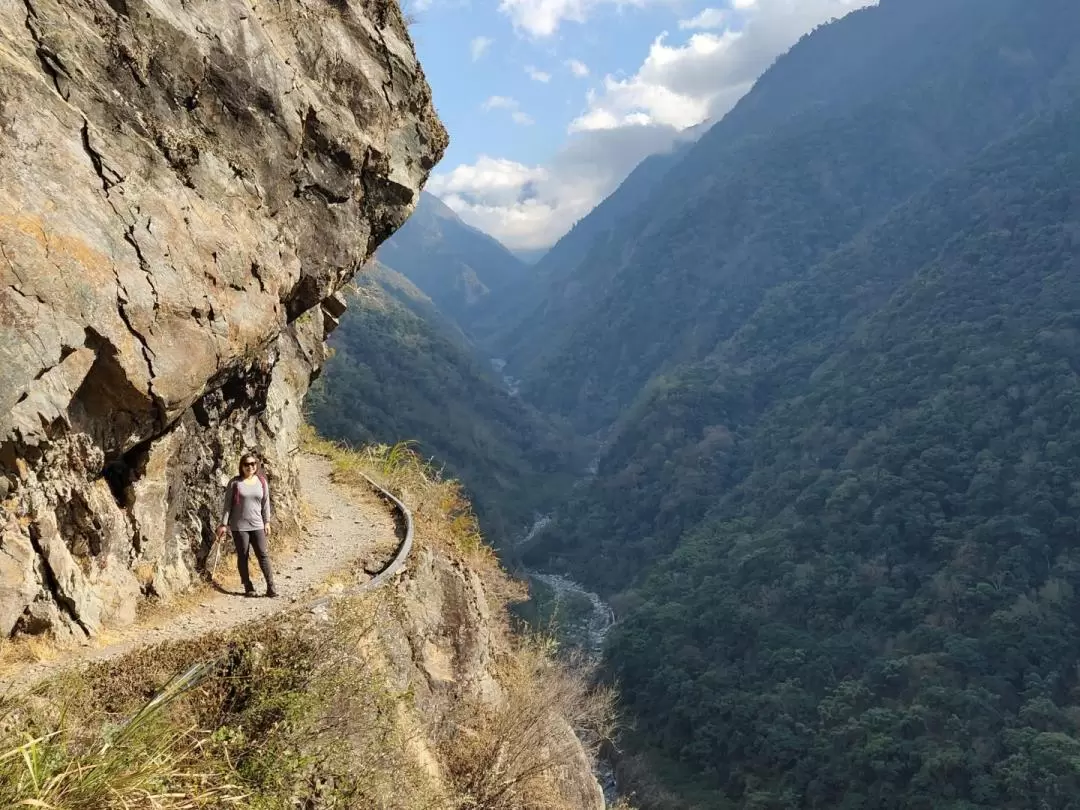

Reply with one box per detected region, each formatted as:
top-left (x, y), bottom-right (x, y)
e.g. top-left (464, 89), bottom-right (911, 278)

top-left (314, 0), bottom-right (1080, 806)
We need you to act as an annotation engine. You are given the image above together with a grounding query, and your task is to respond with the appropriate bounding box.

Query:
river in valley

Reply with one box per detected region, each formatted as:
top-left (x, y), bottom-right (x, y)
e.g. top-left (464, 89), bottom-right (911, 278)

top-left (516, 516), bottom-right (620, 805)
top-left (528, 571), bottom-right (615, 655)
top-left (494, 357), bottom-right (621, 804)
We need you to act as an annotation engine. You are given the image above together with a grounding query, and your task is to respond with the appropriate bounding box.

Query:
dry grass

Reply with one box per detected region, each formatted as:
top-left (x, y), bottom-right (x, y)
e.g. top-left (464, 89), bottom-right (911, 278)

top-left (0, 658), bottom-right (243, 809)
top-left (0, 635), bottom-right (63, 671)
top-left (0, 628), bottom-right (124, 682)
top-left (0, 598), bottom-right (451, 810)
top-left (300, 427), bottom-right (523, 605)
top-left (437, 634), bottom-right (618, 810)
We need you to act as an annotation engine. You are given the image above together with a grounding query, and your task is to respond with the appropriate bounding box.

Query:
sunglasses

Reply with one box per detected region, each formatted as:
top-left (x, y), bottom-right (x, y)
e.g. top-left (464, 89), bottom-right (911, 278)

top-left (242, 460), bottom-right (258, 467)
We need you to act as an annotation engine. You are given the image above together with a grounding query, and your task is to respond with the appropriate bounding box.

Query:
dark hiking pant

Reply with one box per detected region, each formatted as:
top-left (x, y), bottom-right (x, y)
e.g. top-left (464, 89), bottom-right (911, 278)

top-left (232, 529), bottom-right (275, 592)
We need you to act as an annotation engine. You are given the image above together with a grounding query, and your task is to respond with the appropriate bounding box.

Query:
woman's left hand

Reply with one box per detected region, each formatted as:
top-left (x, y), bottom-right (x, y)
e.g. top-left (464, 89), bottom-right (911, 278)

top-left (264, 525), bottom-right (271, 538)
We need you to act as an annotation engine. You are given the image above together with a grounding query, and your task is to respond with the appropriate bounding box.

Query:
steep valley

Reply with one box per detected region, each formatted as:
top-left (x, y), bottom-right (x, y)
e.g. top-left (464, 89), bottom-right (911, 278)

top-left (310, 1), bottom-right (1080, 808)
top-left (307, 263), bottom-right (585, 544)
top-left (8, 0), bottom-right (1080, 807)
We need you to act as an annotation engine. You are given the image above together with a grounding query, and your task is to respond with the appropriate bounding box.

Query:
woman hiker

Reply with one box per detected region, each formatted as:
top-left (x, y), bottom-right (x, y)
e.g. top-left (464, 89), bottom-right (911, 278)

top-left (217, 452), bottom-right (278, 598)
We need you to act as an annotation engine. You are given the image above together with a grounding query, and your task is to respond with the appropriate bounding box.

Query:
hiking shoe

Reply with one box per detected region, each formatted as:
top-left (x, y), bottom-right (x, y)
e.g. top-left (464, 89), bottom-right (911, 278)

top-left (244, 589), bottom-right (257, 598)
top-left (266, 588), bottom-right (279, 598)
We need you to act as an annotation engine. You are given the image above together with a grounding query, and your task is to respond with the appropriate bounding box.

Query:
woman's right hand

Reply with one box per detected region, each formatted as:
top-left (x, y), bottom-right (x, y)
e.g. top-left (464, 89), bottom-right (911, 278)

top-left (216, 525), bottom-right (227, 539)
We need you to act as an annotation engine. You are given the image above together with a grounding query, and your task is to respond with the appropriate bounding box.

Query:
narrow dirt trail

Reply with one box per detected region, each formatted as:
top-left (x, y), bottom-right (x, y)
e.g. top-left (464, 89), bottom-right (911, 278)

top-left (1, 453), bottom-right (399, 694)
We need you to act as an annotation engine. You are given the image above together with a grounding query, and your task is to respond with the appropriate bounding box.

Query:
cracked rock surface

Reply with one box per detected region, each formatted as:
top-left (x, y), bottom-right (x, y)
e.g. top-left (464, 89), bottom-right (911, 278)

top-left (0, 0), bottom-right (446, 640)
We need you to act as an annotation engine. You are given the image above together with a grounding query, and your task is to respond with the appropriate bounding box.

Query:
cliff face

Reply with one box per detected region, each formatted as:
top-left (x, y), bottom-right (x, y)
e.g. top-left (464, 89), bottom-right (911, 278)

top-left (0, 0), bottom-right (446, 639)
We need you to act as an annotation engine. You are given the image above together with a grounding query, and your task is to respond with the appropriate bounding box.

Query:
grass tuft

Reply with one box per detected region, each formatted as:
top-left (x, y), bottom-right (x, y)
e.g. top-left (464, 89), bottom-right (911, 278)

top-left (0, 657), bottom-right (241, 809)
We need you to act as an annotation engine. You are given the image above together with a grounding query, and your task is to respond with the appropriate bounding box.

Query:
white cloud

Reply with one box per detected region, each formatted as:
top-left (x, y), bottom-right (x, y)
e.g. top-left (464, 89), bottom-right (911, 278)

top-left (470, 36), bottom-right (493, 60)
top-left (426, 126), bottom-right (687, 249)
top-left (565, 58), bottom-right (590, 77)
top-left (498, 0), bottom-right (673, 37)
top-left (441, 0), bottom-right (876, 248)
top-left (498, 0), bottom-right (586, 37)
top-left (525, 65), bottom-right (552, 82)
top-left (569, 30), bottom-right (745, 132)
top-left (406, 0), bottom-right (470, 13)
top-left (428, 156), bottom-right (549, 199)
top-left (481, 96), bottom-right (535, 126)
top-left (572, 0), bottom-right (874, 133)
top-left (679, 7), bottom-right (727, 29)
top-left (482, 95), bottom-right (518, 110)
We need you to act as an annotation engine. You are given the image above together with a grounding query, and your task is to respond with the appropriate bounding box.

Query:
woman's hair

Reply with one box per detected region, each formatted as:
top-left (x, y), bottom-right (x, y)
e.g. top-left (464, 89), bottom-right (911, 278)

top-left (238, 453), bottom-right (260, 474)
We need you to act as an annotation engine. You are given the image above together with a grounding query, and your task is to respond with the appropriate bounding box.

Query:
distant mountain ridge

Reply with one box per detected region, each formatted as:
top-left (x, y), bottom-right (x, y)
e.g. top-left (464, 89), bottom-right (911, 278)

top-left (510, 0), bottom-right (1080, 433)
top-left (516, 0), bottom-right (1080, 584)
top-left (375, 191), bottom-right (528, 331)
top-left (469, 140), bottom-right (696, 360)
top-left (489, 0), bottom-right (1080, 805)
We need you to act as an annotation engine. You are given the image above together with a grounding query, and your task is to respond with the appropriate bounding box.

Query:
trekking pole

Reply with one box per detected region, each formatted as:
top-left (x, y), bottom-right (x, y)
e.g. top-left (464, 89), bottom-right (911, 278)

top-left (210, 531), bottom-right (225, 583)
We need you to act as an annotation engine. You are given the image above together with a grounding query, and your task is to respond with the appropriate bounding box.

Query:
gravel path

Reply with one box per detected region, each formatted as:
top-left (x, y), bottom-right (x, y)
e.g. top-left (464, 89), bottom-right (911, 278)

top-left (1, 453), bottom-right (399, 694)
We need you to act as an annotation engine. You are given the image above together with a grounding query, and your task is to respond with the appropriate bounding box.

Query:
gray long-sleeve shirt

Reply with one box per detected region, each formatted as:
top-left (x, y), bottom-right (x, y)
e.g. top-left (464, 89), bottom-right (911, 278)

top-left (221, 476), bottom-right (271, 531)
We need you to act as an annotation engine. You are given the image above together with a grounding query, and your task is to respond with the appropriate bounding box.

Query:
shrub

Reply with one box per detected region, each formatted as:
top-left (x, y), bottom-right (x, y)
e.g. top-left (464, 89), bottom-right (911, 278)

top-left (438, 634), bottom-right (617, 810)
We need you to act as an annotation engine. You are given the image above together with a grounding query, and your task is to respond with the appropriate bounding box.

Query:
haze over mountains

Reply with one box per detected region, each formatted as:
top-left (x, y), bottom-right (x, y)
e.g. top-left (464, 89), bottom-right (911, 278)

top-left (467, 139), bottom-right (697, 364)
top-left (375, 191), bottom-right (529, 331)
top-left (315, 0), bottom-right (1080, 806)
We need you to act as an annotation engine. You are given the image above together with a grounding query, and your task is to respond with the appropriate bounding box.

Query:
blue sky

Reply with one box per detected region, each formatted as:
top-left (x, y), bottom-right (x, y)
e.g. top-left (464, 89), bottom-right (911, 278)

top-left (407, 0), bottom-right (875, 250)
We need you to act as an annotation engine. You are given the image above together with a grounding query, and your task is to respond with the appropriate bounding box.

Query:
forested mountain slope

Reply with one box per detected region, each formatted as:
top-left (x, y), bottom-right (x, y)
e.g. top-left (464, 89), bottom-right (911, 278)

top-left (496, 1), bottom-right (1080, 806)
top-left (375, 191), bottom-right (528, 331)
top-left (514, 0), bottom-right (1080, 434)
top-left (470, 142), bottom-right (693, 359)
top-left (523, 0), bottom-right (1080, 590)
top-left (307, 266), bottom-right (580, 543)
top-left (606, 104), bottom-right (1080, 808)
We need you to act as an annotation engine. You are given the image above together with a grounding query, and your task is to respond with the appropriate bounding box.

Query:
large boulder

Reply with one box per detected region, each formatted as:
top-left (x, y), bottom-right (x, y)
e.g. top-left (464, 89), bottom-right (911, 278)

top-left (0, 0), bottom-right (446, 639)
